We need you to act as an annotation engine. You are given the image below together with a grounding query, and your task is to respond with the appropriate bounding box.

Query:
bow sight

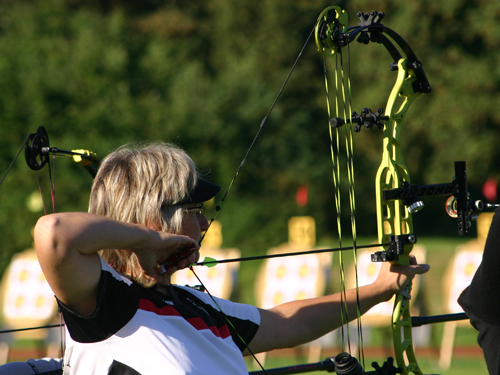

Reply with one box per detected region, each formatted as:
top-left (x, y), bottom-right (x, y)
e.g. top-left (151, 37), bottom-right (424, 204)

top-left (372, 161), bottom-right (498, 264)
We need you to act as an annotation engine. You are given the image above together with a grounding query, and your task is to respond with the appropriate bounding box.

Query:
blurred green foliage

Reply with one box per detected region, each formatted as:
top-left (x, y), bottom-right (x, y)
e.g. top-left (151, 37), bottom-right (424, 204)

top-left (0, 0), bottom-right (499, 277)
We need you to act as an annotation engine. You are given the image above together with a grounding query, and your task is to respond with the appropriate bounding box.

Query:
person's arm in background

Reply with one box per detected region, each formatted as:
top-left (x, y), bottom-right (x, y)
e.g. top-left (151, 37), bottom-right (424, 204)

top-left (458, 208), bottom-right (500, 375)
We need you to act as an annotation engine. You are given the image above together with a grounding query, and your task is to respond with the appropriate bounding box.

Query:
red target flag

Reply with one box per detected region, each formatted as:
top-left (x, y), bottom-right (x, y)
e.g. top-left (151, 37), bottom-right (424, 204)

top-left (482, 178), bottom-right (497, 202)
top-left (296, 185), bottom-right (309, 207)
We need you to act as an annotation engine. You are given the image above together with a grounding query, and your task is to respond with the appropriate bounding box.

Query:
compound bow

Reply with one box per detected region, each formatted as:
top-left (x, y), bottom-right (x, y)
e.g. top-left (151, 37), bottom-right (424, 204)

top-left (312, 6), bottom-right (492, 375)
top-left (209, 6), bottom-right (486, 375)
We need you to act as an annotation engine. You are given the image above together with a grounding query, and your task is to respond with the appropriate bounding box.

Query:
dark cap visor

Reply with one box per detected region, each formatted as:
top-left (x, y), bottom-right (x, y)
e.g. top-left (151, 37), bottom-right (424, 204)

top-left (177, 178), bottom-right (221, 205)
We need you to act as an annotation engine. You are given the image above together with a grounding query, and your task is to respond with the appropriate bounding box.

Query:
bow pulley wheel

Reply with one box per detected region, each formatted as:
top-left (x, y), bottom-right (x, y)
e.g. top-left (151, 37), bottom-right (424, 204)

top-left (25, 126), bottom-right (50, 171)
top-left (315, 6), bottom-right (348, 56)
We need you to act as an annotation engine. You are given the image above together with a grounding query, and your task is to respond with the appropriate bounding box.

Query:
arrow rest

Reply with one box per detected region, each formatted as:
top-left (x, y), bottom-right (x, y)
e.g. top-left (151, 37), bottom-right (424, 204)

top-left (25, 126), bottom-right (50, 171)
top-left (371, 234), bottom-right (417, 262)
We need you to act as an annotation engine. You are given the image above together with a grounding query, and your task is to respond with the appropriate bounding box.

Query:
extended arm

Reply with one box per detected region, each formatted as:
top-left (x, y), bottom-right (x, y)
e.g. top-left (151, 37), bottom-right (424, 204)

top-left (34, 212), bottom-right (198, 316)
top-left (246, 257), bottom-right (429, 354)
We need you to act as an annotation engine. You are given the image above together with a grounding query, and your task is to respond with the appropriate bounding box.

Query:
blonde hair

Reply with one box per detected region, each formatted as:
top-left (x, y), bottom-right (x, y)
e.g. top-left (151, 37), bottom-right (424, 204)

top-left (89, 142), bottom-right (199, 287)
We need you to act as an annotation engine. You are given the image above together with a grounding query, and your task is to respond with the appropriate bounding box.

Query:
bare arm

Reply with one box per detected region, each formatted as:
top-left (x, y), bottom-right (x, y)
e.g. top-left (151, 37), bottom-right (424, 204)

top-left (245, 257), bottom-right (430, 354)
top-left (34, 212), bottom-right (198, 316)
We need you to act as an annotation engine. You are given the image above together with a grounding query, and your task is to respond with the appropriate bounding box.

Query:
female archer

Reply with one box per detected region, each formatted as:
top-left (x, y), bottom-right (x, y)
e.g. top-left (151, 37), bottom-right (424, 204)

top-left (34, 142), bottom-right (430, 374)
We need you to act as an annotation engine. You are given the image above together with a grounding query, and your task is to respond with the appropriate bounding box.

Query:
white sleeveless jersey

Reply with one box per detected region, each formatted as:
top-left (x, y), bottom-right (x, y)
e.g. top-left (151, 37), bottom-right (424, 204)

top-left (59, 257), bottom-right (260, 375)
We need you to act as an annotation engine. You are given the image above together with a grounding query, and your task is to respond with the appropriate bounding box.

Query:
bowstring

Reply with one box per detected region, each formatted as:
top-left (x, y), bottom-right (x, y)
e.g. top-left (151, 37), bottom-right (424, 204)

top-left (49, 154), bottom-right (56, 213)
top-left (47, 154), bottom-right (65, 359)
top-left (35, 154), bottom-right (57, 215)
top-left (37, 151), bottom-right (64, 359)
top-left (200, 24), bottom-right (316, 245)
top-left (0, 134), bottom-right (30, 187)
top-left (35, 171), bottom-right (48, 215)
top-left (324, 33), bottom-right (364, 365)
top-left (344, 40), bottom-right (364, 367)
top-left (324, 52), bottom-right (350, 353)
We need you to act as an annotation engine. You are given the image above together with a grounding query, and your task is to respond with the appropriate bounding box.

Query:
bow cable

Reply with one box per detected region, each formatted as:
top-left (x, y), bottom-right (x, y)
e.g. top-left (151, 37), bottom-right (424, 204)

top-left (0, 134), bottom-right (31, 187)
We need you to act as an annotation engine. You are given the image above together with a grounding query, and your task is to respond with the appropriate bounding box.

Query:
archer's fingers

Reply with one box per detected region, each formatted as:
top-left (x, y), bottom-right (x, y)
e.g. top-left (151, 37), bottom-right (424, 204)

top-left (411, 263), bottom-right (430, 275)
top-left (389, 262), bottom-right (430, 277)
top-left (164, 248), bottom-right (199, 276)
top-left (407, 255), bottom-right (430, 274)
top-left (174, 234), bottom-right (199, 248)
top-left (406, 255), bottom-right (430, 274)
top-left (158, 233), bottom-right (199, 253)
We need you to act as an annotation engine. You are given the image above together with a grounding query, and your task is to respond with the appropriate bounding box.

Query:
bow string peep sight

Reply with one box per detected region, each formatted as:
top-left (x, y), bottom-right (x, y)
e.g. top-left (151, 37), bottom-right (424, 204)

top-left (25, 126), bottom-right (101, 177)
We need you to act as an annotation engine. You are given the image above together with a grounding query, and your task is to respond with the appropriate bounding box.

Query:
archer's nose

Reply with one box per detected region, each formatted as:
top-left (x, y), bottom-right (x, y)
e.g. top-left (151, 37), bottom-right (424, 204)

top-left (198, 214), bottom-right (209, 232)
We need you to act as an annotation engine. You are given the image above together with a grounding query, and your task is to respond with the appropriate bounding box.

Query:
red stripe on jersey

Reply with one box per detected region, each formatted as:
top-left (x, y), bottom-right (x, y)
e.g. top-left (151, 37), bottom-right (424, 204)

top-left (186, 317), bottom-right (231, 339)
top-left (138, 299), bottom-right (181, 316)
top-left (138, 299), bottom-right (230, 339)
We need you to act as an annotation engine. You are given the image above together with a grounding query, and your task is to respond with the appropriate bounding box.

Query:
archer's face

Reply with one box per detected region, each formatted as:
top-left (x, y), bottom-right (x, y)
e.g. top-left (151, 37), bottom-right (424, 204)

top-left (181, 203), bottom-right (208, 244)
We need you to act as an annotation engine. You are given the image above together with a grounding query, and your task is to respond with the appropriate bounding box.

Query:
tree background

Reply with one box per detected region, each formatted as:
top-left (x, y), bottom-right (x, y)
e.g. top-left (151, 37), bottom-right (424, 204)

top-left (0, 0), bottom-right (499, 277)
